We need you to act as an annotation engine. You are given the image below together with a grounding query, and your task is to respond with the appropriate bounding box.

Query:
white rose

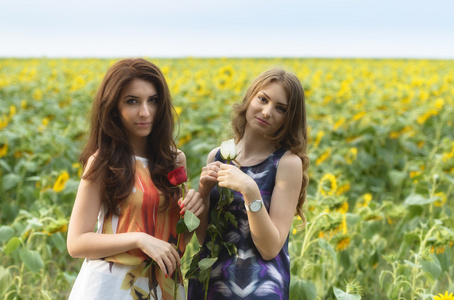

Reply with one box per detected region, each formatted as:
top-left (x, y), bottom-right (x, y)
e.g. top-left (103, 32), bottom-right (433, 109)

top-left (220, 139), bottom-right (237, 161)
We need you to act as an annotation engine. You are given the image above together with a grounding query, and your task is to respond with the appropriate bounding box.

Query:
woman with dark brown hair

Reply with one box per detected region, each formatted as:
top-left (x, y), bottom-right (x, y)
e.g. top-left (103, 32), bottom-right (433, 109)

top-left (188, 68), bottom-right (309, 300)
top-left (67, 58), bottom-right (204, 300)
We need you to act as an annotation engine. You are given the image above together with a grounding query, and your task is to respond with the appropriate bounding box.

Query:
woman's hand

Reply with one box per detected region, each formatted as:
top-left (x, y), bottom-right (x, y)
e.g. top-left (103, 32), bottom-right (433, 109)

top-left (179, 188), bottom-right (204, 217)
top-left (138, 233), bottom-right (181, 277)
top-left (198, 161), bottom-right (222, 197)
top-left (217, 163), bottom-right (257, 196)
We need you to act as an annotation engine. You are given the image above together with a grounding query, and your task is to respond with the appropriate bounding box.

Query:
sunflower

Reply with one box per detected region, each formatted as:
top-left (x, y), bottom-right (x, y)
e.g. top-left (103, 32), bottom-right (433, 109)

top-left (434, 291), bottom-right (454, 300)
top-left (319, 173), bottom-right (337, 196)
top-left (53, 171), bottom-right (70, 192)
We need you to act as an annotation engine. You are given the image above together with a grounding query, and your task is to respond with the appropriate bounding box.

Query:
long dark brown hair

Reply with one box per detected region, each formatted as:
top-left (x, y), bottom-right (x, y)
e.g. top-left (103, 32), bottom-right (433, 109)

top-left (231, 68), bottom-right (309, 225)
top-left (80, 58), bottom-right (179, 217)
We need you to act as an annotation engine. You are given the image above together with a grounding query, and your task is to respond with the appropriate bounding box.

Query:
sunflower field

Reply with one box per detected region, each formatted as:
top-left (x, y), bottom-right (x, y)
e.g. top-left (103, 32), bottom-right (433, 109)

top-left (0, 57), bottom-right (453, 300)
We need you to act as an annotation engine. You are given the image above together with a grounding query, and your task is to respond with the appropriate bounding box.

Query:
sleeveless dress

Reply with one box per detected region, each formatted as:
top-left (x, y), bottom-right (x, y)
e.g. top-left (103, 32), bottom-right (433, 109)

top-left (188, 147), bottom-right (290, 300)
top-left (68, 156), bottom-right (185, 300)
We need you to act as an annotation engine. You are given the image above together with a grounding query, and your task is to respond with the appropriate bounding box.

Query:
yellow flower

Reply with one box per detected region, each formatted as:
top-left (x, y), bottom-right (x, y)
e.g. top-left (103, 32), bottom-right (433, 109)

top-left (434, 98), bottom-right (445, 110)
top-left (333, 117), bottom-right (346, 131)
top-left (292, 228), bottom-right (297, 235)
top-left (21, 99), bottom-right (27, 109)
top-left (42, 117), bottom-right (50, 126)
top-left (352, 111), bottom-right (366, 121)
top-left (336, 183), bottom-right (351, 195)
top-left (0, 115), bottom-right (9, 130)
top-left (178, 134), bottom-right (192, 146)
top-left (417, 109), bottom-right (438, 124)
top-left (0, 143), bottom-right (7, 158)
top-left (434, 192), bottom-right (447, 207)
top-left (9, 105), bottom-right (16, 118)
top-left (316, 148), bottom-right (331, 166)
top-left (434, 291), bottom-right (454, 300)
top-left (336, 202), bottom-right (349, 214)
top-left (174, 106), bottom-right (183, 117)
top-left (336, 236), bottom-right (351, 251)
top-left (314, 131), bottom-right (325, 147)
top-left (319, 173), bottom-right (337, 196)
top-left (345, 147), bottom-right (358, 164)
top-left (53, 171), bottom-right (70, 192)
top-left (33, 88), bottom-right (43, 101)
top-left (357, 193), bottom-right (372, 208)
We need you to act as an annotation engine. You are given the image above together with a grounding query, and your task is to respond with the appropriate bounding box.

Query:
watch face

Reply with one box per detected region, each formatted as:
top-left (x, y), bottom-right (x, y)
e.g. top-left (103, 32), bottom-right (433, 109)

top-left (250, 201), bottom-right (262, 212)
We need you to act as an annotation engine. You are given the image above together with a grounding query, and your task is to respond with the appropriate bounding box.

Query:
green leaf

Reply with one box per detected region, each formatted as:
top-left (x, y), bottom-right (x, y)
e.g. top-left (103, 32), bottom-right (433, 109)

top-left (176, 218), bottom-right (188, 234)
top-left (223, 242), bottom-right (237, 256)
top-left (19, 249), bottom-right (44, 272)
top-left (198, 257), bottom-right (217, 270)
top-left (404, 260), bottom-right (421, 268)
top-left (0, 159), bottom-right (12, 173)
top-left (184, 210), bottom-right (200, 232)
top-left (422, 255), bottom-right (442, 280)
top-left (333, 286), bottom-right (361, 300)
top-left (387, 170), bottom-right (406, 187)
top-left (0, 226), bottom-right (14, 243)
top-left (50, 232), bottom-right (66, 253)
top-left (0, 266), bottom-right (13, 295)
top-left (318, 238), bottom-right (337, 263)
top-left (2, 173), bottom-right (21, 191)
top-left (4, 237), bottom-right (21, 255)
top-left (224, 211), bottom-right (238, 227)
top-left (403, 194), bottom-right (436, 206)
top-left (290, 278), bottom-right (317, 300)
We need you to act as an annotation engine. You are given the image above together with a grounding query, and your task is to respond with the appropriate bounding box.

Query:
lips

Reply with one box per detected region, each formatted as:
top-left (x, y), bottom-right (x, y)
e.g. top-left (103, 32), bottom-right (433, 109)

top-left (135, 122), bottom-right (151, 127)
top-left (255, 117), bottom-right (270, 125)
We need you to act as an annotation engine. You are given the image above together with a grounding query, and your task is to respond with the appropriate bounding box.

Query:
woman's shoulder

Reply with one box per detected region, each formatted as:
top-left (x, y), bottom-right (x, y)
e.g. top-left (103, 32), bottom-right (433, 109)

top-left (278, 151), bottom-right (302, 171)
top-left (175, 149), bottom-right (186, 168)
top-left (207, 147), bottom-right (221, 163)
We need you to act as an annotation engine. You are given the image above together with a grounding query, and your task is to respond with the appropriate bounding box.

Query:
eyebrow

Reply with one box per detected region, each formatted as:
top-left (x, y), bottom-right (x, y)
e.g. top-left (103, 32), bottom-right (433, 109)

top-left (262, 91), bottom-right (288, 106)
top-left (123, 94), bottom-right (159, 99)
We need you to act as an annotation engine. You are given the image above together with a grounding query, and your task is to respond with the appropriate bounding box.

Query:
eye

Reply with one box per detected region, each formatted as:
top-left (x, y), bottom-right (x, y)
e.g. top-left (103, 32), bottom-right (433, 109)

top-left (148, 97), bottom-right (159, 104)
top-left (126, 98), bottom-right (137, 104)
top-left (257, 96), bottom-right (267, 103)
top-left (276, 106), bottom-right (287, 113)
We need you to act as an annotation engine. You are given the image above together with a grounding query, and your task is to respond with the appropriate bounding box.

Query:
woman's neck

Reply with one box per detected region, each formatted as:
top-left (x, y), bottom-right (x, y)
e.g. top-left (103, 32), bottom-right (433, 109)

top-left (236, 129), bottom-right (278, 165)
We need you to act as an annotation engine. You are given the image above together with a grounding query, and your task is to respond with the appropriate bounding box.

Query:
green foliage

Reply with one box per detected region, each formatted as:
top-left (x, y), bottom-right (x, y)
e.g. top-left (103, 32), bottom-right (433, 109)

top-left (1, 57), bottom-right (453, 299)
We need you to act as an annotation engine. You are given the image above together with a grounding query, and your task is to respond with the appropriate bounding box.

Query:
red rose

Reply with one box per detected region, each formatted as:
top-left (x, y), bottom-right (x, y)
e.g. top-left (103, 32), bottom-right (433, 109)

top-left (167, 166), bottom-right (188, 186)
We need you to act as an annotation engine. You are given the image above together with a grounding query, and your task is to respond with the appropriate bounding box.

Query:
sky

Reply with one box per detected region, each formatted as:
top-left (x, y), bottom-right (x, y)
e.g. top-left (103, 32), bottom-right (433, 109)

top-left (0, 0), bottom-right (453, 59)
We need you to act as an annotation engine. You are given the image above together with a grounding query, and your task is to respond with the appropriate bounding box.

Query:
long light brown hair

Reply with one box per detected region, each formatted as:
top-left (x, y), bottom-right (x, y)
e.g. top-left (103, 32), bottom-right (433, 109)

top-left (232, 68), bottom-right (309, 224)
top-left (80, 58), bottom-right (179, 217)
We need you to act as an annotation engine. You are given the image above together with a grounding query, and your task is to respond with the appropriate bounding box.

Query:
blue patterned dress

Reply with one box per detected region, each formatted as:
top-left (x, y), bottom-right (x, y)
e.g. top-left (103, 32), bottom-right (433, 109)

top-left (188, 147), bottom-right (290, 300)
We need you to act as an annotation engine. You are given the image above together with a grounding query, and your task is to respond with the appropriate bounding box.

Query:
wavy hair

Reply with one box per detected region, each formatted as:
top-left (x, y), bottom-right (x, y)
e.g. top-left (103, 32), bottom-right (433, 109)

top-left (231, 68), bottom-right (309, 225)
top-left (80, 58), bottom-right (179, 217)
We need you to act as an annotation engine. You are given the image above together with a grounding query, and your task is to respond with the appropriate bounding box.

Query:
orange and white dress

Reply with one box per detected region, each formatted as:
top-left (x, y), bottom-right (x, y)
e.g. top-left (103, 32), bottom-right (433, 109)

top-left (69, 156), bottom-right (185, 300)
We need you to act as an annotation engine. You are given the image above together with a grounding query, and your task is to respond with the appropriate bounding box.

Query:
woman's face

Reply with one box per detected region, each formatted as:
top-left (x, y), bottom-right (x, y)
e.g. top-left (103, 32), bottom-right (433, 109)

top-left (117, 78), bottom-right (158, 149)
top-left (245, 82), bottom-right (288, 138)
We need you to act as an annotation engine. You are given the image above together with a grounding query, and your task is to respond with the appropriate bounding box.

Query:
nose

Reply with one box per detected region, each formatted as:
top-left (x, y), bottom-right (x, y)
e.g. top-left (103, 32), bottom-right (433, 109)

top-left (139, 103), bottom-right (150, 118)
top-left (262, 104), bottom-right (272, 118)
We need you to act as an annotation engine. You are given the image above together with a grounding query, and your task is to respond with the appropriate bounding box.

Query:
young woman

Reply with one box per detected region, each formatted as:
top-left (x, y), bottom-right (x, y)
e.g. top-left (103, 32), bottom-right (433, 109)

top-left (67, 58), bottom-right (204, 300)
top-left (188, 69), bottom-right (309, 300)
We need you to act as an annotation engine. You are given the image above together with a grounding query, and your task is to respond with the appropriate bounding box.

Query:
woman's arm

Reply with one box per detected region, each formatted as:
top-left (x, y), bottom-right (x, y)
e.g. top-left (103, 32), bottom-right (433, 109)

top-left (217, 151), bottom-right (302, 260)
top-left (66, 155), bottom-right (181, 276)
top-left (173, 150), bottom-right (205, 245)
top-left (193, 147), bottom-right (221, 245)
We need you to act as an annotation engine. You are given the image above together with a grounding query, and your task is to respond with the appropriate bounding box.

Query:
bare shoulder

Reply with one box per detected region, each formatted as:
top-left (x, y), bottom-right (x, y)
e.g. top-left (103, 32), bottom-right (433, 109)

top-left (84, 152), bottom-right (101, 172)
top-left (277, 151), bottom-right (303, 174)
top-left (207, 147), bottom-right (220, 164)
top-left (175, 149), bottom-right (187, 168)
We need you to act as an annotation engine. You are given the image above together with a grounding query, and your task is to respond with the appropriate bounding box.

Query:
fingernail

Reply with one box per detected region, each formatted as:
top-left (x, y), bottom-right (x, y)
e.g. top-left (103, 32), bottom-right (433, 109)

top-left (165, 274), bottom-right (168, 278)
top-left (179, 203), bottom-right (184, 208)
top-left (180, 210), bottom-right (185, 215)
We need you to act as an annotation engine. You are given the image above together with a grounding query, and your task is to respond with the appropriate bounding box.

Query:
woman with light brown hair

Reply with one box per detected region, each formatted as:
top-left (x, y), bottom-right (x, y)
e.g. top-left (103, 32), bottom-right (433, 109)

top-left (67, 58), bottom-right (204, 300)
top-left (189, 68), bottom-right (309, 300)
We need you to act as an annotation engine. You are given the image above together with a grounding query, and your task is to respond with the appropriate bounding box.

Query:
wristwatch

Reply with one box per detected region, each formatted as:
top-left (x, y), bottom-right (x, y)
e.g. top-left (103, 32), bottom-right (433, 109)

top-left (245, 199), bottom-right (263, 212)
